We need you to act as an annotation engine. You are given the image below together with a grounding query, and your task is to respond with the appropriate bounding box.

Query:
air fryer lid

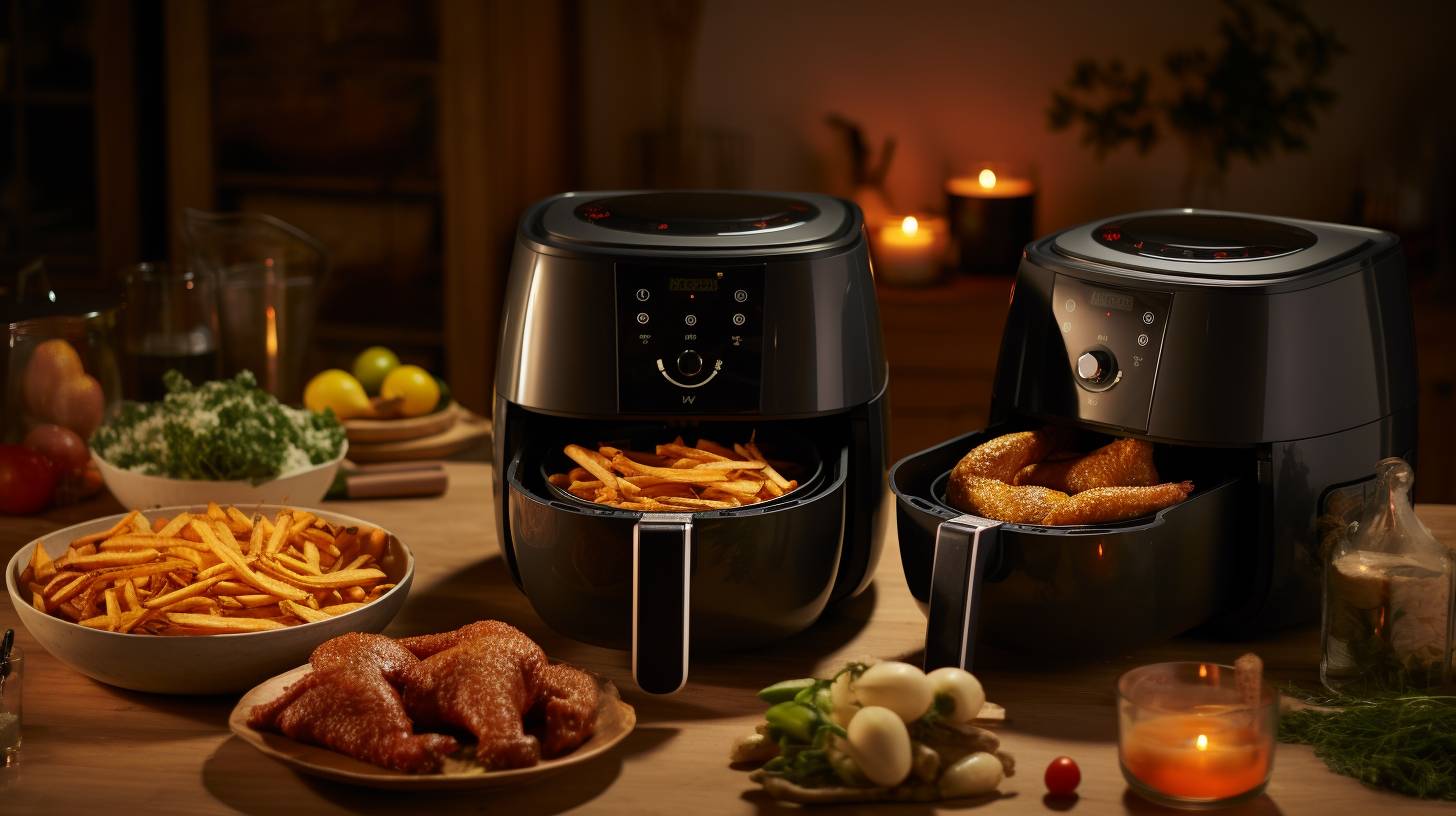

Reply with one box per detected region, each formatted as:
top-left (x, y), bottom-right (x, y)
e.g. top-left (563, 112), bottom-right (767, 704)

top-left (536, 190), bottom-right (853, 250)
top-left (1052, 208), bottom-right (1378, 280)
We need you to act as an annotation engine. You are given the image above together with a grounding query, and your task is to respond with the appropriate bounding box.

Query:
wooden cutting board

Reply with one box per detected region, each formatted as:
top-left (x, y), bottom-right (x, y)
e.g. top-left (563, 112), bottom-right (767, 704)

top-left (345, 410), bottom-right (491, 463)
top-left (343, 402), bottom-right (464, 444)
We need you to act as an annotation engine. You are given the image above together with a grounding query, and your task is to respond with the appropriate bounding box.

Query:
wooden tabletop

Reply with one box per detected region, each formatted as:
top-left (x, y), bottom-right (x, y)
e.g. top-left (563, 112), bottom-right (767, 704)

top-left (1, 463), bottom-right (1452, 815)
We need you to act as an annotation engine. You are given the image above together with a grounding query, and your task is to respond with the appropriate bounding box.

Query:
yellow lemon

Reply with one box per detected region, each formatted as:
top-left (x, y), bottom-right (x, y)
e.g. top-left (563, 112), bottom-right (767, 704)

top-left (304, 369), bottom-right (372, 419)
top-left (381, 365), bottom-right (440, 417)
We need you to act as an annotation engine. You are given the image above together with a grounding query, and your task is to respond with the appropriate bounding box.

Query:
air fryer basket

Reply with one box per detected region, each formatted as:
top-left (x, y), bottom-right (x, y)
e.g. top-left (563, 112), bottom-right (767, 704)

top-left (507, 422), bottom-right (849, 693)
top-left (891, 421), bottom-right (1253, 666)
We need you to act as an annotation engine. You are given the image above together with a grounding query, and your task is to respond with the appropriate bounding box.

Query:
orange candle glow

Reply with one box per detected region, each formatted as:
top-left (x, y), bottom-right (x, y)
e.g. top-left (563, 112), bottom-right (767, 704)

top-left (874, 215), bottom-right (945, 286)
top-left (264, 305), bottom-right (278, 394)
top-left (1121, 714), bottom-right (1272, 801)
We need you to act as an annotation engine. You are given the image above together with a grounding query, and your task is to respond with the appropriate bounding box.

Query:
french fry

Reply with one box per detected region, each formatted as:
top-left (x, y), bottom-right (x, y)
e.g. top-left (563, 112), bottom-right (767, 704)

top-left (279, 599), bottom-right (331, 623)
top-left (156, 513), bottom-right (192, 539)
top-left (164, 612), bottom-right (286, 633)
top-left (565, 444), bottom-right (620, 490)
top-left (264, 511), bottom-right (291, 555)
top-left (143, 575), bottom-right (228, 609)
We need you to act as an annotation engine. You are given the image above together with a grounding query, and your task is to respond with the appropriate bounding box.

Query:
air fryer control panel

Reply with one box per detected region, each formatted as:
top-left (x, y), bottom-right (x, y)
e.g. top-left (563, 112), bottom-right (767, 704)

top-left (1050, 275), bottom-right (1171, 431)
top-left (615, 263), bottom-right (765, 413)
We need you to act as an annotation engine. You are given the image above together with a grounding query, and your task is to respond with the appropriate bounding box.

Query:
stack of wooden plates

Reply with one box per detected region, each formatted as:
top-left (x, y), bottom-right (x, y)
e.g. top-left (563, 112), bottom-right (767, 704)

top-left (342, 403), bottom-right (491, 463)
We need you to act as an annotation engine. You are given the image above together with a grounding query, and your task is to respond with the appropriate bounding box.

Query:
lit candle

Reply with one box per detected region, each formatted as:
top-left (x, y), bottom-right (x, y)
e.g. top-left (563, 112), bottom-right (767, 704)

top-left (874, 215), bottom-right (945, 287)
top-left (1117, 661), bottom-right (1277, 807)
top-left (1121, 713), bottom-right (1273, 801)
top-left (944, 165), bottom-right (1037, 275)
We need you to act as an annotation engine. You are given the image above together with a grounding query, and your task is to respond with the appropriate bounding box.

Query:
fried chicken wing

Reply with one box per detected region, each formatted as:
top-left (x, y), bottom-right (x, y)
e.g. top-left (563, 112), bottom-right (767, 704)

top-left (951, 429), bottom-right (1066, 484)
top-left (947, 431), bottom-right (1192, 525)
top-left (534, 663), bottom-right (601, 756)
top-left (248, 633), bottom-right (459, 773)
top-left (949, 476), bottom-right (1070, 524)
top-left (1040, 481), bottom-right (1194, 525)
top-left (1014, 437), bottom-right (1160, 493)
top-left (400, 621), bottom-right (548, 770)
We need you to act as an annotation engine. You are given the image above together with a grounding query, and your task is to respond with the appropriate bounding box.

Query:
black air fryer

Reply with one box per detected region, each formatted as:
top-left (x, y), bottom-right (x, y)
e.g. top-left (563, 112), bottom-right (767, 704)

top-left (492, 190), bottom-right (889, 694)
top-left (891, 209), bottom-right (1417, 671)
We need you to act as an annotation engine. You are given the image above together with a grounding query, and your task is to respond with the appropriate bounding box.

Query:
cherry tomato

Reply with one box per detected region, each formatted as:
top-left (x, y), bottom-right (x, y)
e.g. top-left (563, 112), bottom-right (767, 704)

top-left (0, 444), bottom-right (59, 515)
top-left (1045, 755), bottom-right (1081, 796)
top-left (24, 423), bottom-right (91, 474)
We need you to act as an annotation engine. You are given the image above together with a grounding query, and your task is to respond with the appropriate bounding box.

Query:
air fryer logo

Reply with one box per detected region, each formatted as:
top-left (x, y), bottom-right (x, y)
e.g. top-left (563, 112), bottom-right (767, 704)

top-left (682, 395), bottom-right (696, 405)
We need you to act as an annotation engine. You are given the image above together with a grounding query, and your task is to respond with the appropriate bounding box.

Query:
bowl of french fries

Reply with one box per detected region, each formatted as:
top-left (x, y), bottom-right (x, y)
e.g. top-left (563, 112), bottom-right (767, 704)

top-left (5, 502), bottom-right (413, 694)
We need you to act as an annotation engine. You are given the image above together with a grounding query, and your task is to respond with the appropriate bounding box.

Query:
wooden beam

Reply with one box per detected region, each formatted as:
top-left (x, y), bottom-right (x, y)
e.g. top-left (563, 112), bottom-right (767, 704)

top-left (93, 1), bottom-right (140, 284)
top-left (439, 0), bottom-right (577, 414)
top-left (163, 0), bottom-right (214, 265)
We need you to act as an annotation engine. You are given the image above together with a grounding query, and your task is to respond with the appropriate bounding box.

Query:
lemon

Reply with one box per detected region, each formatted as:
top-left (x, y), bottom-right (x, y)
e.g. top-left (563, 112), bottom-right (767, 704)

top-left (304, 369), bottom-right (372, 419)
top-left (352, 346), bottom-right (400, 396)
top-left (381, 365), bottom-right (440, 418)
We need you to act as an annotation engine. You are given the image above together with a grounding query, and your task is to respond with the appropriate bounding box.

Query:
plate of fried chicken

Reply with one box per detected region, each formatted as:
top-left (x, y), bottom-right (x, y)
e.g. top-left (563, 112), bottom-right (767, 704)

top-left (229, 620), bottom-right (636, 789)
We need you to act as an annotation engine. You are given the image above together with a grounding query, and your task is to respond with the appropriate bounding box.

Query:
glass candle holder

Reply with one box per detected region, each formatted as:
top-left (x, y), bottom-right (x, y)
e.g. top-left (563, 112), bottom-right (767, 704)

top-left (1118, 662), bottom-right (1277, 809)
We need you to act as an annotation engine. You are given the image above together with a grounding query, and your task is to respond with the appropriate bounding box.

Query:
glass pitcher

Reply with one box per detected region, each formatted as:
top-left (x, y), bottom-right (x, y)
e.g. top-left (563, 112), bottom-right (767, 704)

top-left (2, 261), bottom-right (123, 444)
top-left (182, 209), bottom-right (330, 402)
top-left (1322, 457), bottom-right (1455, 693)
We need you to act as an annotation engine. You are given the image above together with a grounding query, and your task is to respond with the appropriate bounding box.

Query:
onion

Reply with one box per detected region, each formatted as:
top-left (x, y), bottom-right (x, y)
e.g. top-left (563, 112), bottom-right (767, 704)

top-left (846, 706), bottom-right (912, 787)
top-left (927, 667), bottom-right (986, 723)
top-left (853, 661), bottom-right (933, 723)
top-left (939, 751), bottom-right (1004, 798)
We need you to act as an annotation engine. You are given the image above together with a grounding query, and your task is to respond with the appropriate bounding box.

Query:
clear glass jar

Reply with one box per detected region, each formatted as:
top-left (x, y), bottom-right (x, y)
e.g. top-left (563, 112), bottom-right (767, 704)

top-left (1321, 457), bottom-right (1455, 693)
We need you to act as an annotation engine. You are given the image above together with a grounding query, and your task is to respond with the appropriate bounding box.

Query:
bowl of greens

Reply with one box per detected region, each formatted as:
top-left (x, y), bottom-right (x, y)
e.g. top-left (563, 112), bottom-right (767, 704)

top-left (90, 370), bottom-right (347, 509)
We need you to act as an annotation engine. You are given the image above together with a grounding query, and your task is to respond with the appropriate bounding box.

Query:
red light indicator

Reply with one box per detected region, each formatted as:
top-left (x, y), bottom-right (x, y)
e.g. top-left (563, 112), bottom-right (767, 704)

top-left (1105, 311), bottom-right (1112, 317)
top-left (657, 222), bottom-right (669, 231)
top-left (1103, 230), bottom-right (1122, 241)
top-left (1213, 250), bottom-right (1228, 259)
top-left (1133, 241), bottom-right (1144, 250)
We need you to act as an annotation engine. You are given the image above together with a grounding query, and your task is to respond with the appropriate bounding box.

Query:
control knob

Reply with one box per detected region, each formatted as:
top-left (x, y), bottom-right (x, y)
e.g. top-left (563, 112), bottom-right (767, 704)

top-left (676, 349), bottom-right (704, 377)
top-left (1077, 350), bottom-right (1115, 385)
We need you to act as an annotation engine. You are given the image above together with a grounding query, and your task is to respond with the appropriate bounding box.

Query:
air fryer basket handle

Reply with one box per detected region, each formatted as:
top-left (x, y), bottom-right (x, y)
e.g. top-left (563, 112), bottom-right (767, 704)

top-left (632, 514), bottom-right (693, 694)
top-left (925, 514), bottom-right (1003, 672)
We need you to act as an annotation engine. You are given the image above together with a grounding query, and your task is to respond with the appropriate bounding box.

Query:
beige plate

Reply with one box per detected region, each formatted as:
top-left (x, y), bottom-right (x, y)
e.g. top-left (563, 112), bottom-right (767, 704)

top-left (228, 664), bottom-right (636, 790)
top-left (343, 403), bottom-right (461, 444)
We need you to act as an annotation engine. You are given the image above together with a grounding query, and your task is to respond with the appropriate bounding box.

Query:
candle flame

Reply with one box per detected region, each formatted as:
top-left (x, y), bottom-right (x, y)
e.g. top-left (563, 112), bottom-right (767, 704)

top-left (1199, 664), bottom-right (1208, 678)
top-left (901, 216), bottom-right (919, 237)
top-left (978, 168), bottom-right (997, 189)
top-left (1096, 542), bottom-right (1104, 559)
top-left (265, 306), bottom-right (278, 357)
top-left (1196, 734), bottom-right (1209, 751)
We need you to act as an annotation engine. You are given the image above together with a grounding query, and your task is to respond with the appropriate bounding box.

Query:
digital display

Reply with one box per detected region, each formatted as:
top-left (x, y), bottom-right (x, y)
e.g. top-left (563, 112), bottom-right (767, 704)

top-left (1089, 288), bottom-right (1135, 311)
top-left (669, 276), bottom-right (719, 292)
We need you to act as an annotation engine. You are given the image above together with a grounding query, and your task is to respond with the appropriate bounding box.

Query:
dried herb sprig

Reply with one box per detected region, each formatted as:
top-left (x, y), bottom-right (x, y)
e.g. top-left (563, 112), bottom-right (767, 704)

top-left (1279, 686), bottom-right (1456, 800)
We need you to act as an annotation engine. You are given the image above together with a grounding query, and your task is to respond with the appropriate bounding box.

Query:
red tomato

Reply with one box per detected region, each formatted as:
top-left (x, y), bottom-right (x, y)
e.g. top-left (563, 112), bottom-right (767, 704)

top-left (24, 423), bottom-right (91, 474)
top-left (0, 444), bottom-right (58, 515)
top-left (1045, 755), bottom-right (1081, 796)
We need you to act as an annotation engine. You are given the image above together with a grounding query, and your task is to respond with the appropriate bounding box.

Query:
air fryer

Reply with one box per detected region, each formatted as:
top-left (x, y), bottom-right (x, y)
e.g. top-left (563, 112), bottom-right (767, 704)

top-left (891, 209), bottom-right (1417, 671)
top-left (492, 191), bottom-right (889, 694)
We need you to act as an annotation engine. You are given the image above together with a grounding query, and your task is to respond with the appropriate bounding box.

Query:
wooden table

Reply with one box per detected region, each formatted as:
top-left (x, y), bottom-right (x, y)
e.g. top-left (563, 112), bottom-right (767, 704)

top-left (1, 463), bottom-right (1451, 815)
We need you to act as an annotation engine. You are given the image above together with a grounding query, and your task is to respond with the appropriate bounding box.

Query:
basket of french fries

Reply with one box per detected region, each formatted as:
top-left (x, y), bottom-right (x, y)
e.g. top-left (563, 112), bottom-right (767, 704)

top-left (503, 428), bottom-right (850, 662)
top-left (5, 503), bottom-right (413, 694)
top-left (542, 432), bottom-right (818, 514)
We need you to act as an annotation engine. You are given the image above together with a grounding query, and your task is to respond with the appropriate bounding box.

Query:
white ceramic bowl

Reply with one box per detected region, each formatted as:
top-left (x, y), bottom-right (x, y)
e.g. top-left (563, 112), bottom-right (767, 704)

top-left (6, 504), bottom-right (412, 695)
top-left (93, 443), bottom-right (347, 509)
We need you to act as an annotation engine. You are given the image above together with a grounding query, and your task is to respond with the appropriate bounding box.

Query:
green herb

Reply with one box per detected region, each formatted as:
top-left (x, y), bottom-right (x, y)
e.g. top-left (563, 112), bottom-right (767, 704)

top-left (1279, 686), bottom-right (1456, 800)
top-left (91, 370), bottom-right (345, 483)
